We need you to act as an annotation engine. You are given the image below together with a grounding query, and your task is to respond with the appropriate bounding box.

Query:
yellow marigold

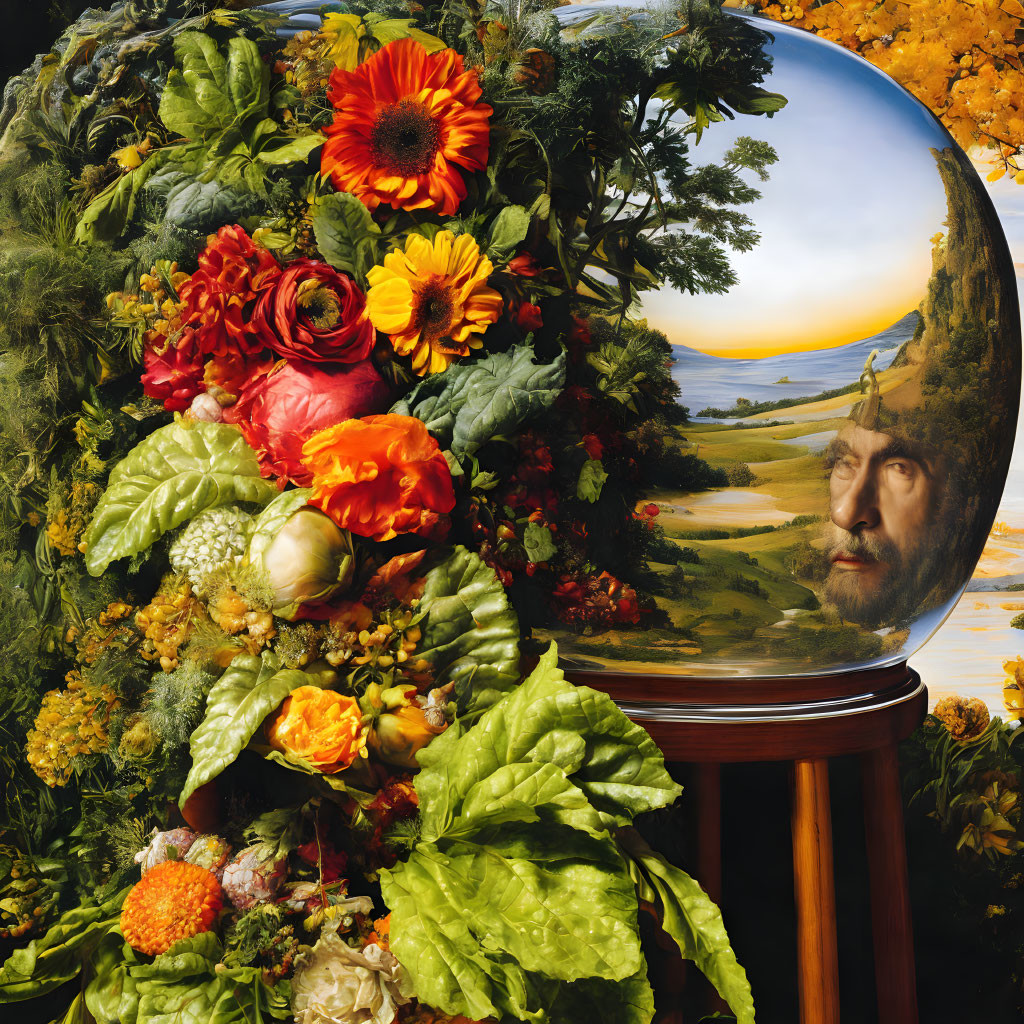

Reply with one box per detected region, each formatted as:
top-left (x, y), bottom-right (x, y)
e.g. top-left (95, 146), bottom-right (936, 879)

top-left (121, 860), bottom-right (223, 956)
top-left (266, 686), bottom-right (367, 773)
top-left (25, 677), bottom-right (119, 787)
top-left (366, 231), bottom-right (502, 376)
top-left (933, 695), bottom-right (990, 741)
top-left (1004, 657), bottom-right (1024, 722)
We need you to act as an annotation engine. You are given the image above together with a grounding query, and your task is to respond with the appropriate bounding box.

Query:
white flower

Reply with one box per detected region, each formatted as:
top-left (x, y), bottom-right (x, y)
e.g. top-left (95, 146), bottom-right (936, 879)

top-left (291, 933), bottom-right (414, 1024)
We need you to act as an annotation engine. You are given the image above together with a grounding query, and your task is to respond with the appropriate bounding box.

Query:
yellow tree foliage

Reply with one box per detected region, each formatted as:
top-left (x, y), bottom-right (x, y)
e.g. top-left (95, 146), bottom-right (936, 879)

top-left (747, 0), bottom-right (1024, 182)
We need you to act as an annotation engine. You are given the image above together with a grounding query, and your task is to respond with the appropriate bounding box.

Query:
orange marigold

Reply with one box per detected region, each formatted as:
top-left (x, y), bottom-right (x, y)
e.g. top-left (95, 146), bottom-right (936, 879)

top-left (301, 414), bottom-right (455, 542)
top-left (321, 37), bottom-right (491, 216)
top-left (266, 685), bottom-right (367, 772)
top-left (120, 860), bottom-right (222, 956)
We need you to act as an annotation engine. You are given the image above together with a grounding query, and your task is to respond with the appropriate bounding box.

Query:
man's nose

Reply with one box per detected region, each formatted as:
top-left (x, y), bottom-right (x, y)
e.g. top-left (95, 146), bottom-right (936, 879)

top-left (831, 467), bottom-right (881, 532)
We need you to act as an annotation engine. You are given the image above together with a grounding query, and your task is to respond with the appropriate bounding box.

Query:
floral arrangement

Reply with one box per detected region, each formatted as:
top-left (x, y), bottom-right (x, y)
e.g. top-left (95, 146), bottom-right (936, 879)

top-left (0, 1), bottom-right (787, 1022)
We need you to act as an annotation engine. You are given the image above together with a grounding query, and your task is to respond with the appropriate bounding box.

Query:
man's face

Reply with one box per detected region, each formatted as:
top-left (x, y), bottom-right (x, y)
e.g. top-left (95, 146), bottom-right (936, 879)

top-left (824, 423), bottom-right (945, 627)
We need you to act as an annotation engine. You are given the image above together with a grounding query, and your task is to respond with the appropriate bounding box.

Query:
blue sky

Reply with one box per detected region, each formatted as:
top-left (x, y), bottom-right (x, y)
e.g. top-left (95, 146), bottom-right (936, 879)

top-left (638, 14), bottom-right (952, 357)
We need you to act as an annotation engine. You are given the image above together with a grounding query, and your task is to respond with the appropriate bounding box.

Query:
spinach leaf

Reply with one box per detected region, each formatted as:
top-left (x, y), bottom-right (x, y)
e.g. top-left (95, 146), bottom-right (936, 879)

top-left (391, 345), bottom-right (565, 457)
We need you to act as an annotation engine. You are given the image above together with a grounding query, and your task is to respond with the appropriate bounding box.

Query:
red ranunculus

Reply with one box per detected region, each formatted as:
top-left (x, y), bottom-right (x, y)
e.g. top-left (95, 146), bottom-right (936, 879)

top-left (253, 259), bottom-right (375, 364)
top-left (142, 328), bottom-right (205, 411)
top-left (224, 359), bottom-right (392, 485)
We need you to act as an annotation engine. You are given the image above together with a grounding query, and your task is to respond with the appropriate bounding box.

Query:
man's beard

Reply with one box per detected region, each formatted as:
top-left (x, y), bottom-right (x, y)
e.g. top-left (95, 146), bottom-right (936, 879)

top-left (823, 524), bottom-right (946, 629)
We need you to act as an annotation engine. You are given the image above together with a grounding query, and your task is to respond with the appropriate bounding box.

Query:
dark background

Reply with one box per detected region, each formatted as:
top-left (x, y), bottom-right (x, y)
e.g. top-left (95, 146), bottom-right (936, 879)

top-left (0, 3), bottom-right (997, 1023)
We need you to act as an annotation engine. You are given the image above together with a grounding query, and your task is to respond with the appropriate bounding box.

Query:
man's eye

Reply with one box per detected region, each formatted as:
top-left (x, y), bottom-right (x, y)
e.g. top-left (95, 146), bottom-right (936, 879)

top-left (831, 457), bottom-right (856, 477)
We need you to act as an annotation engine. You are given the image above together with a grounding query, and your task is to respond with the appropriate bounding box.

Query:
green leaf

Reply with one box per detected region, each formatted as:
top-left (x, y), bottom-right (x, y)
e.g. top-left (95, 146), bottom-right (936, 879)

top-left (74, 148), bottom-right (175, 244)
top-left (129, 933), bottom-right (287, 1024)
top-left (547, 963), bottom-right (655, 1024)
top-left (83, 421), bottom-right (279, 576)
top-left (311, 191), bottom-right (382, 284)
top-left (620, 831), bottom-right (754, 1024)
top-left (160, 33), bottom-right (235, 139)
top-left (416, 645), bottom-right (681, 829)
top-left (83, 929), bottom-right (139, 1024)
top-left (415, 546), bottom-right (520, 712)
top-left (382, 834), bottom-right (641, 1021)
top-left (159, 32), bottom-right (267, 141)
top-left (146, 165), bottom-right (259, 233)
top-left (257, 132), bottom-right (324, 166)
top-left (577, 458), bottom-right (608, 503)
top-left (523, 522), bottom-right (557, 563)
top-left (391, 345), bottom-right (566, 457)
top-left (486, 205), bottom-right (532, 265)
top-left (0, 890), bottom-right (128, 1002)
top-left (180, 652), bottom-right (322, 807)
top-left (365, 16), bottom-right (448, 53)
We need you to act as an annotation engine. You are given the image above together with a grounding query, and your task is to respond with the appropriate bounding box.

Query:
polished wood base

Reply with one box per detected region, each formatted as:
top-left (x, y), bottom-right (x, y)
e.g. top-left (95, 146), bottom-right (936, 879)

top-left (566, 661), bottom-right (925, 1024)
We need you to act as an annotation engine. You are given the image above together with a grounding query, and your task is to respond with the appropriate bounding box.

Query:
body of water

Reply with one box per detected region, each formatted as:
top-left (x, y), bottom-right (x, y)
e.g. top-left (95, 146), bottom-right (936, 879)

top-left (670, 311), bottom-right (919, 414)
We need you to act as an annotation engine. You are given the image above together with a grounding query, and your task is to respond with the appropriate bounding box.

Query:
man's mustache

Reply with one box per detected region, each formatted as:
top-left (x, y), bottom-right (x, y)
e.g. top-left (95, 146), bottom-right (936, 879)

top-left (825, 527), bottom-right (900, 565)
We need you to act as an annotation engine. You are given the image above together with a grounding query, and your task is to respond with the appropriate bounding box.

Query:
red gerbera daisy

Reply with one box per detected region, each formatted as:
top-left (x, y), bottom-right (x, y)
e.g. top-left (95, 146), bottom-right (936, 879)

top-left (321, 37), bottom-right (492, 216)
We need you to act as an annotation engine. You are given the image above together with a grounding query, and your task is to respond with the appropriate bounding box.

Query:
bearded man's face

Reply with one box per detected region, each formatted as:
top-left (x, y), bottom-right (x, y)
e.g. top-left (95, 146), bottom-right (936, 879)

top-left (824, 424), bottom-right (948, 628)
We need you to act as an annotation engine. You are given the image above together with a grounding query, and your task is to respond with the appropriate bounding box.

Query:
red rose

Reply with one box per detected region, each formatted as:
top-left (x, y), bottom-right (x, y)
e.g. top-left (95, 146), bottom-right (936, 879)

top-left (142, 329), bottom-right (205, 411)
top-left (582, 433), bottom-right (603, 460)
top-left (253, 259), bottom-right (375, 364)
top-left (224, 359), bottom-right (392, 485)
top-left (507, 253), bottom-right (542, 277)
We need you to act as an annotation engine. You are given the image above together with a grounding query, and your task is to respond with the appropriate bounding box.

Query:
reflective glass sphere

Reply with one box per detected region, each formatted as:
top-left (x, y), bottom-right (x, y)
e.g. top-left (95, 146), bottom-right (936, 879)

top-left (539, 3), bottom-right (1021, 677)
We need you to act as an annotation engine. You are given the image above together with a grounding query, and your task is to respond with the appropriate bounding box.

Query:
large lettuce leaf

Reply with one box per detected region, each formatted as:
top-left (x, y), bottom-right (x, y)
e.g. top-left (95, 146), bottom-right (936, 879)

top-left (0, 890), bottom-right (128, 1002)
top-left (180, 652), bottom-right (321, 807)
top-left (379, 645), bottom-right (684, 1022)
top-left (390, 345), bottom-right (566, 457)
top-left (621, 830), bottom-right (755, 1024)
top-left (83, 421), bottom-right (279, 576)
top-left (83, 929), bottom-right (139, 1024)
top-left (129, 933), bottom-right (289, 1024)
top-left (415, 546), bottom-right (520, 712)
top-left (415, 645), bottom-right (682, 829)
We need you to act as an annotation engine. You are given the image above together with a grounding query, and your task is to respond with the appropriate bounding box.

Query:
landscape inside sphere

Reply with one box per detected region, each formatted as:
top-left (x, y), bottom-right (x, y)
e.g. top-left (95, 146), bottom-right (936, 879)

top-left (539, 4), bottom-right (1021, 676)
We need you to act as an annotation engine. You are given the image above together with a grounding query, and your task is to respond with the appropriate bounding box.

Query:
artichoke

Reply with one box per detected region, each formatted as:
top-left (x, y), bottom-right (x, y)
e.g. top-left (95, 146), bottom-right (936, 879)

top-left (169, 506), bottom-right (254, 590)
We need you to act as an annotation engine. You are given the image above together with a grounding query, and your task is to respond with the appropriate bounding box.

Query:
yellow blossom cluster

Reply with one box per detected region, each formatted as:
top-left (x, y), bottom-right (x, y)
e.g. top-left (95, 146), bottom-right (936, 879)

top-left (136, 579), bottom-right (206, 672)
top-left (933, 694), bottom-right (991, 740)
top-left (25, 672), bottom-right (119, 787)
top-left (751, 0), bottom-right (1024, 181)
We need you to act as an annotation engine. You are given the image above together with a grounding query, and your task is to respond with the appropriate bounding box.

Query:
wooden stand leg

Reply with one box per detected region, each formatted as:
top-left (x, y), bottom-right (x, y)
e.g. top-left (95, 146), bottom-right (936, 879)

top-left (694, 763), bottom-right (730, 1016)
top-left (861, 744), bottom-right (918, 1024)
top-left (791, 759), bottom-right (840, 1024)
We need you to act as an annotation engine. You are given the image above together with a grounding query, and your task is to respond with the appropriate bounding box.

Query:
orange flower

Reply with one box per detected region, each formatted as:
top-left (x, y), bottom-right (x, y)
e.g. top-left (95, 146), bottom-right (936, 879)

top-left (301, 414), bottom-right (455, 541)
top-left (120, 860), bottom-right (222, 956)
top-left (321, 37), bottom-right (492, 216)
top-left (266, 685), bottom-right (367, 772)
top-left (179, 225), bottom-right (282, 359)
top-left (366, 231), bottom-right (502, 376)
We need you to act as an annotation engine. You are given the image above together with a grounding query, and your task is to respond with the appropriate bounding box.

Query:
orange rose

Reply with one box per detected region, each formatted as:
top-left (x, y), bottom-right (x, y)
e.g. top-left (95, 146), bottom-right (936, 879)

top-left (266, 685), bottom-right (367, 772)
top-left (301, 414), bottom-right (455, 542)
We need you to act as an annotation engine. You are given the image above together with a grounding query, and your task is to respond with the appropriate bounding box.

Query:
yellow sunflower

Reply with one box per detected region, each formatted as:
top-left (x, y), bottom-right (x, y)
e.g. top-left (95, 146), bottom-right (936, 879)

top-left (366, 230), bottom-right (502, 375)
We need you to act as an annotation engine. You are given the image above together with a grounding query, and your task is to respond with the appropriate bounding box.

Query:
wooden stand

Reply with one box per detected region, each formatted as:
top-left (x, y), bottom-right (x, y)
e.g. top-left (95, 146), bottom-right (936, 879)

top-left (565, 662), bottom-right (927, 1024)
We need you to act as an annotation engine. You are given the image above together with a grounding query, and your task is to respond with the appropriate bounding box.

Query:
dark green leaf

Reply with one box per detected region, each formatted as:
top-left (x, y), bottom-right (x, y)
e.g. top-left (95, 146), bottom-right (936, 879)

top-left (311, 191), bottom-right (382, 284)
top-left (391, 345), bottom-right (566, 457)
top-left (523, 522), bottom-right (557, 563)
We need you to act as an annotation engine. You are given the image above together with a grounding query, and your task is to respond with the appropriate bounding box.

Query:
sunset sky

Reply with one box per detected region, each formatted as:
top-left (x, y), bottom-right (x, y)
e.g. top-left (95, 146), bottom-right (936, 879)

top-left (639, 16), bottom-right (952, 358)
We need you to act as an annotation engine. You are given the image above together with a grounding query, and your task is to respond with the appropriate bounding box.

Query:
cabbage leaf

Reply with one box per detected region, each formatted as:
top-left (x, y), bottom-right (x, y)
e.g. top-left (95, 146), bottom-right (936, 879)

top-left (83, 421), bottom-right (279, 576)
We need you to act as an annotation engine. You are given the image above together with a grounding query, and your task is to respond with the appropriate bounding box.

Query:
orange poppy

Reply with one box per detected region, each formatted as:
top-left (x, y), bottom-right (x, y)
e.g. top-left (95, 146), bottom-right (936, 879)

top-left (321, 37), bottom-right (492, 216)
